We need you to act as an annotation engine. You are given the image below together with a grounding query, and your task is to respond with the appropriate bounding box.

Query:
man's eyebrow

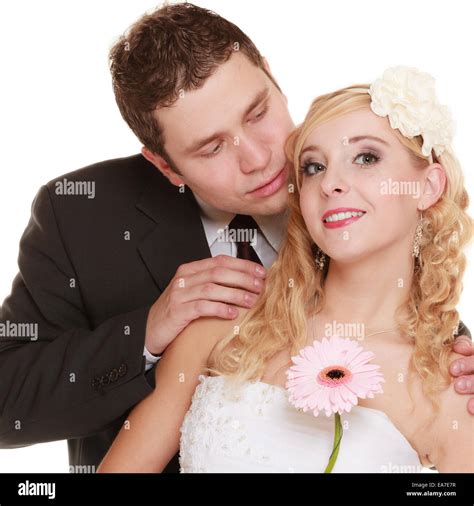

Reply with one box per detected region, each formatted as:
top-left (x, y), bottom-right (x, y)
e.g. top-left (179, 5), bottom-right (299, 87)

top-left (242, 87), bottom-right (270, 118)
top-left (300, 135), bottom-right (389, 156)
top-left (184, 131), bottom-right (227, 155)
top-left (184, 87), bottom-right (271, 155)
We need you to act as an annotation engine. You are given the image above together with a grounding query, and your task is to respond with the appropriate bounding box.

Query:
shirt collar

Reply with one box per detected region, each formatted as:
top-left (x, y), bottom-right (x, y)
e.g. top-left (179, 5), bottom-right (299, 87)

top-left (193, 192), bottom-right (289, 253)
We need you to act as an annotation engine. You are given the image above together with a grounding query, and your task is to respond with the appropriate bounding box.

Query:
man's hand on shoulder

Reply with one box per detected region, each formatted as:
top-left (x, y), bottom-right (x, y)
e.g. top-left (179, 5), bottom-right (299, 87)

top-left (449, 335), bottom-right (474, 415)
top-left (145, 255), bottom-right (265, 356)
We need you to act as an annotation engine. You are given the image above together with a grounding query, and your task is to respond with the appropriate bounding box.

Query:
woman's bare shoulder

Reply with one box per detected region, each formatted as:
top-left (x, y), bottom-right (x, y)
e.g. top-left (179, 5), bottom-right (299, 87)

top-left (205, 307), bottom-right (251, 371)
top-left (408, 350), bottom-right (473, 472)
top-left (428, 353), bottom-right (474, 472)
top-left (166, 307), bottom-right (251, 364)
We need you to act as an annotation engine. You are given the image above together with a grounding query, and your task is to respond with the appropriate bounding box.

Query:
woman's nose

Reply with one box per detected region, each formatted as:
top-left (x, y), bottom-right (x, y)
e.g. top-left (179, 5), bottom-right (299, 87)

top-left (320, 167), bottom-right (350, 196)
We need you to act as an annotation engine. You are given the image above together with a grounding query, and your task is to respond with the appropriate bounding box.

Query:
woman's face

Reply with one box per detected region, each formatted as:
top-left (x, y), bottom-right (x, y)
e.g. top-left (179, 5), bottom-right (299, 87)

top-left (299, 109), bottom-right (428, 265)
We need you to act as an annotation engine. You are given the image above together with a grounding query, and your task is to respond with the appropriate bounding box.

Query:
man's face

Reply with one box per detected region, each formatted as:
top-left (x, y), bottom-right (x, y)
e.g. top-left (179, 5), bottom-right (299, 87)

top-left (145, 52), bottom-right (295, 216)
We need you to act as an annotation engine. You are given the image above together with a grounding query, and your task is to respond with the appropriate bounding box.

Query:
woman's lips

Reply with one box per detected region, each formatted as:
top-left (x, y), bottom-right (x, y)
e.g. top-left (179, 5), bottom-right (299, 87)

top-left (248, 166), bottom-right (287, 198)
top-left (322, 209), bottom-right (366, 229)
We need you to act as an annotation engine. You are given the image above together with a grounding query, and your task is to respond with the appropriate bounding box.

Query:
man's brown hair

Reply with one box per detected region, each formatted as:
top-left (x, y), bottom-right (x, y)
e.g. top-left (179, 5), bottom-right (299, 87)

top-left (109, 2), bottom-right (280, 162)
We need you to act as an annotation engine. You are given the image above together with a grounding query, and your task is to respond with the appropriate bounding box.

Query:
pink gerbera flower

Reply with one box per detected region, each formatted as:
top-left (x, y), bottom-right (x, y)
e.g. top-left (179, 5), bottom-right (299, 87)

top-left (286, 335), bottom-right (385, 416)
top-left (285, 335), bottom-right (385, 472)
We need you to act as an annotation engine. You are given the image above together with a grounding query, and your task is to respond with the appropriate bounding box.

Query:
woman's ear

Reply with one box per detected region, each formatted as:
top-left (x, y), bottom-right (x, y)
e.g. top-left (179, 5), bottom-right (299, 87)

top-left (419, 162), bottom-right (447, 210)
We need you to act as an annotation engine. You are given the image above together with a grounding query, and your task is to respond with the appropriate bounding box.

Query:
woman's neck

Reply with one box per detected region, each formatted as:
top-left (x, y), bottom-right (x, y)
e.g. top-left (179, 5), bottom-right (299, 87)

top-left (321, 245), bottom-right (414, 333)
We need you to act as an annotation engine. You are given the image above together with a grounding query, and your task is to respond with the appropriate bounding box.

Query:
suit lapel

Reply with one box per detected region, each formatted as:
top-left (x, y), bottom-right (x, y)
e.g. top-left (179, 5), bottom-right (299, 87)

top-left (136, 170), bottom-right (211, 292)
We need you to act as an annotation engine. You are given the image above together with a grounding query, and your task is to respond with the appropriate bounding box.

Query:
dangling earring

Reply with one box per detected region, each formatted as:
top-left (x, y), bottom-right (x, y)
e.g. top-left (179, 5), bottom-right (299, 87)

top-left (412, 211), bottom-right (424, 258)
top-left (315, 247), bottom-right (327, 270)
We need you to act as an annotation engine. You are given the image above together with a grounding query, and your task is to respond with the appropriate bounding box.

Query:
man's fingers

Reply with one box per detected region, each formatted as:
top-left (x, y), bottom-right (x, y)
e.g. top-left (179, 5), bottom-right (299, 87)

top-left (453, 374), bottom-right (474, 394)
top-left (179, 283), bottom-right (259, 310)
top-left (176, 254), bottom-right (266, 279)
top-left (177, 266), bottom-right (265, 294)
top-left (453, 335), bottom-right (474, 355)
top-left (186, 299), bottom-right (239, 321)
top-left (468, 398), bottom-right (474, 415)
top-left (450, 354), bottom-right (474, 376)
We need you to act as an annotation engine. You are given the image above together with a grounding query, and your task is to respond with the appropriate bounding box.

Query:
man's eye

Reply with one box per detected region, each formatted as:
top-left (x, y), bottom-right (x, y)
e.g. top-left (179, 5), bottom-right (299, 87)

top-left (299, 161), bottom-right (325, 177)
top-left (251, 106), bottom-right (268, 122)
top-left (203, 142), bottom-right (224, 157)
top-left (354, 152), bottom-right (380, 165)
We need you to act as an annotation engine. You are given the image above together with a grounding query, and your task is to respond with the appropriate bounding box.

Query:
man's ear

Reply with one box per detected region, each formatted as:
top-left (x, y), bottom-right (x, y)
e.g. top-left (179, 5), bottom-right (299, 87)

top-left (141, 146), bottom-right (185, 187)
top-left (419, 163), bottom-right (447, 211)
top-left (262, 56), bottom-right (271, 74)
top-left (262, 57), bottom-right (287, 103)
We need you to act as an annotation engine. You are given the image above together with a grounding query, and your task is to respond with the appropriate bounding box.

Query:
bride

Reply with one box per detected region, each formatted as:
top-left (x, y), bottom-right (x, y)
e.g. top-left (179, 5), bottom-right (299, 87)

top-left (98, 67), bottom-right (473, 473)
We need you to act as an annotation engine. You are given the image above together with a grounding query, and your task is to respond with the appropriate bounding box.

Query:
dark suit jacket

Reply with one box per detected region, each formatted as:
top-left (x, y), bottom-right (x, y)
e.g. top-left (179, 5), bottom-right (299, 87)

top-left (0, 154), bottom-right (212, 473)
top-left (0, 153), bottom-right (470, 473)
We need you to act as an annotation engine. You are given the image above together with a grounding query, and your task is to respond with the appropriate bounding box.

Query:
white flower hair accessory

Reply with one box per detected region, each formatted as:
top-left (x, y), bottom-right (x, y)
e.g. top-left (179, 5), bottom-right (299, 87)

top-left (368, 66), bottom-right (455, 158)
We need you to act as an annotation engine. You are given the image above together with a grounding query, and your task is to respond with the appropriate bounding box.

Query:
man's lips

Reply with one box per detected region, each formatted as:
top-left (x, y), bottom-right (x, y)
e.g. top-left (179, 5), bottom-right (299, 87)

top-left (322, 207), bottom-right (367, 229)
top-left (248, 166), bottom-right (287, 197)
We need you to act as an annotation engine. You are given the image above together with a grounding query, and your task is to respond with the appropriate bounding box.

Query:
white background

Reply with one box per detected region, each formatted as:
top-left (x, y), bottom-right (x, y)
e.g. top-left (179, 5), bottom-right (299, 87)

top-left (0, 0), bottom-right (472, 472)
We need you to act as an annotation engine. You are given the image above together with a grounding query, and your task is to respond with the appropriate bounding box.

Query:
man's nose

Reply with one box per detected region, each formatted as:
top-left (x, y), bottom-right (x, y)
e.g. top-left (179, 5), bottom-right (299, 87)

top-left (237, 135), bottom-right (272, 173)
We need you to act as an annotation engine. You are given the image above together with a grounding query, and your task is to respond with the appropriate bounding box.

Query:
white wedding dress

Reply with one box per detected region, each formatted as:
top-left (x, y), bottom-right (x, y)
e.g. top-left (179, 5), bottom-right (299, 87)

top-left (179, 374), bottom-right (424, 473)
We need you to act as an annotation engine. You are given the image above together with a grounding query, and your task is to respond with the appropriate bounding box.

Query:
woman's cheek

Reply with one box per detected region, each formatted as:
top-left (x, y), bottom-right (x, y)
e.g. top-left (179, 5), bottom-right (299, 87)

top-left (299, 185), bottom-right (312, 222)
top-left (300, 185), bottom-right (321, 238)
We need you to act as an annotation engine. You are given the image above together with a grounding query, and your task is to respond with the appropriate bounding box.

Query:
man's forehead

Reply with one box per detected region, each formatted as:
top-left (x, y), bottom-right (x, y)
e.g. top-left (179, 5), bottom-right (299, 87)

top-left (180, 86), bottom-right (271, 155)
top-left (155, 58), bottom-right (271, 149)
top-left (159, 55), bottom-right (267, 115)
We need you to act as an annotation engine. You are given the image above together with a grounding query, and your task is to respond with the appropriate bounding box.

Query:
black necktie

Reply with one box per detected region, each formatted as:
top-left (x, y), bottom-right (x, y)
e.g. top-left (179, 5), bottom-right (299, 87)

top-left (227, 214), bottom-right (263, 266)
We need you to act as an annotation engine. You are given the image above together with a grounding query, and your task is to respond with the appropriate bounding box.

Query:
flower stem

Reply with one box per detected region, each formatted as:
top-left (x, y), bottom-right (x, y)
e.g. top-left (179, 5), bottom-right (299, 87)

top-left (324, 412), bottom-right (343, 473)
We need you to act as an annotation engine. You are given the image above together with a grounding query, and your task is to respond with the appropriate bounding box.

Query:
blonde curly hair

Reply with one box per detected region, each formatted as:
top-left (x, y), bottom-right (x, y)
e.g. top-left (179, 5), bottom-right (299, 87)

top-left (208, 84), bottom-right (473, 409)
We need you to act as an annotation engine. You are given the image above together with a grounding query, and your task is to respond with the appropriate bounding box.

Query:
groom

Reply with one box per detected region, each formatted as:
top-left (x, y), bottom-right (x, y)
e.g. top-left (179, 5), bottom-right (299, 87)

top-left (0, 2), bottom-right (473, 474)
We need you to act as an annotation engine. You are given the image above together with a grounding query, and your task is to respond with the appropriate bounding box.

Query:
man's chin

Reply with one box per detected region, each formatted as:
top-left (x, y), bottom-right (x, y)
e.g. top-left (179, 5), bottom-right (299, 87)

top-left (197, 187), bottom-right (289, 216)
top-left (240, 191), bottom-right (289, 216)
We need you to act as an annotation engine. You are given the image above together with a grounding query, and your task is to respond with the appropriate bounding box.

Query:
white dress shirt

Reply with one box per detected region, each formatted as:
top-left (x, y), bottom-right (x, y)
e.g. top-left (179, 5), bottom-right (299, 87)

top-left (143, 193), bottom-right (289, 370)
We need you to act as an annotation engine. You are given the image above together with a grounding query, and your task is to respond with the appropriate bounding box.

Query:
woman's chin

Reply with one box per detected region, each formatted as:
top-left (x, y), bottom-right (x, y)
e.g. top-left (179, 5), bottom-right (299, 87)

top-left (325, 250), bottom-right (372, 267)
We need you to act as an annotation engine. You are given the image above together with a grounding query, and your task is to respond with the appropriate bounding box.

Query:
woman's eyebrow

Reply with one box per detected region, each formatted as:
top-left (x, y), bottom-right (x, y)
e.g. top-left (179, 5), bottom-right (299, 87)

top-left (300, 135), bottom-right (389, 156)
top-left (348, 135), bottom-right (389, 145)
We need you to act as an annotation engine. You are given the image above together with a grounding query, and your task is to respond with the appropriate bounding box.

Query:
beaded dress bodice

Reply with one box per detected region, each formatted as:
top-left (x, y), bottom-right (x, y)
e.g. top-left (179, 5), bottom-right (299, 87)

top-left (178, 374), bottom-right (423, 473)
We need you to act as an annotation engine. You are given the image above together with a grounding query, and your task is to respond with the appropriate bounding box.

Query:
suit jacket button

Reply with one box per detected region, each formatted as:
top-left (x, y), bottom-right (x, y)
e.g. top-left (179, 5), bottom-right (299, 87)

top-left (109, 368), bottom-right (119, 382)
top-left (91, 377), bottom-right (101, 390)
top-left (118, 363), bottom-right (127, 377)
top-left (101, 374), bottom-right (110, 386)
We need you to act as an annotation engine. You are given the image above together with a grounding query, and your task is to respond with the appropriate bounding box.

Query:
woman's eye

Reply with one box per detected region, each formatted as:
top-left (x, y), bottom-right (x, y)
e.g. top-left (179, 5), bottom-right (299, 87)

top-left (354, 152), bottom-right (380, 165)
top-left (300, 161), bottom-right (325, 176)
